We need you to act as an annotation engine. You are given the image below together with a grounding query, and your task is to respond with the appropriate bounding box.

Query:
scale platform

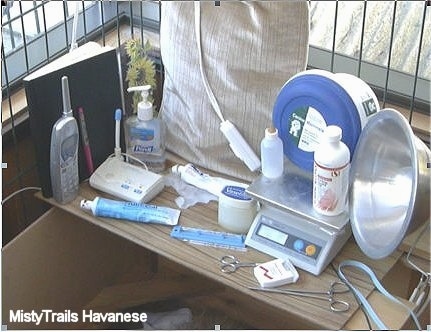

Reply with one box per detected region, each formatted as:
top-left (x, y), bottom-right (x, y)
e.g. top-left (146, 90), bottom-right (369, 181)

top-left (245, 160), bottom-right (351, 275)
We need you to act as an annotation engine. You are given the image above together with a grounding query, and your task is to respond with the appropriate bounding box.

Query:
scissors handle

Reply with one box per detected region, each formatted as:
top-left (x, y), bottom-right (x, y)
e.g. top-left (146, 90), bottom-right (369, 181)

top-left (221, 263), bottom-right (238, 273)
top-left (220, 262), bottom-right (258, 273)
top-left (329, 299), bottom-right (350, 312)
top-left (248, 286), bottom-right (350, 313)
top-left (220, 255), bottom-right (238, 265)
top-left (220, 255), bottom-right (257, 273)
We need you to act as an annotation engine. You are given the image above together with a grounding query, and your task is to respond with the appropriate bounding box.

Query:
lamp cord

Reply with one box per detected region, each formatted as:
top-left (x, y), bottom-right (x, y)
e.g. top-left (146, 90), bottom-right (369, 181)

top-left (194, 1), bottom-right (225, 123)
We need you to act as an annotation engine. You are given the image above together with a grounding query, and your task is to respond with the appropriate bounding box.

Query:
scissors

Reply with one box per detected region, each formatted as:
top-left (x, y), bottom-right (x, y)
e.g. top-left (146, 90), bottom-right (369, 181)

top-left (249, 281), bottom-right (350, 313)
top-left (220, 255), bottom-right (258, 273)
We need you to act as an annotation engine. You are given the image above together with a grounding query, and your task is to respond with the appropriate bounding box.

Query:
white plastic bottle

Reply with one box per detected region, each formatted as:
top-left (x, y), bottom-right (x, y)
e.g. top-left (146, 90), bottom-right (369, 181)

top-left (313, 125), bottom-right (350, 216)
top-left (125, 85), bottom-right (166, 172)
top-left (260, 126), bottom-right (284, 178)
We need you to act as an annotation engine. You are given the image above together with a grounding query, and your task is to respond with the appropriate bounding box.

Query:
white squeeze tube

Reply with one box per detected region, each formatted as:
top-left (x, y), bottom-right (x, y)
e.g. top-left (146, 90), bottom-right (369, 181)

top-left (80, 197), bottom-right (180, 226)
top-left (194, 2), bottom-right (261, 172)
top-left (171, 163), bottom-right (248, 198)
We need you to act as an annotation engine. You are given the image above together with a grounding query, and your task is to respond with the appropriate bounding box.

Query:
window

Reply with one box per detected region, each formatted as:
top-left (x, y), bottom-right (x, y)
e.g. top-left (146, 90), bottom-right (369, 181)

top-left (1, 1), bottom-right (122, 91)
top-left (1, 1), bottom-right (429, 124)
top-left (308, 1), bottom-right (430, 115)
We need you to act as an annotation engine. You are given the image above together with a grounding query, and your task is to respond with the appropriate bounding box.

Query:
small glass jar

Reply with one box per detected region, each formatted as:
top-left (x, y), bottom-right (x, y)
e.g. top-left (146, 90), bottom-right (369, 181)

top-left (218, 185), bottom-right (258, 234)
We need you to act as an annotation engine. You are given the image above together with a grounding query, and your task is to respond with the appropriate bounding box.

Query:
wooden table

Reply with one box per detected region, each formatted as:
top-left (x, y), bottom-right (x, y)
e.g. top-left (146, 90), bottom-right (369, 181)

top-left (33, 179), bottom-right (415, 330)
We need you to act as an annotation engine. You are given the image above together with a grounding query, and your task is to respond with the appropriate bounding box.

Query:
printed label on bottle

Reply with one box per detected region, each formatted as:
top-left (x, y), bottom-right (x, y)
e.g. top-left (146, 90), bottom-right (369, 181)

top-left (313, 161), bottom-right (349, 216)
top-left (289, 107), bottom-right (326, 152)
top-left (130, 128), bottom-right (161, 155)
top-left (131, 127), bottom-right (155, 141)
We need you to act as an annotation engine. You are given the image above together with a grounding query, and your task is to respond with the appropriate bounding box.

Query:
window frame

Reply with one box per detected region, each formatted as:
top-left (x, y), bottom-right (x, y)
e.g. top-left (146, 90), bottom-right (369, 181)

top-left (1, 1), bottom-right (124, 92)
top-left (1, 1), bottom-right (430, 120)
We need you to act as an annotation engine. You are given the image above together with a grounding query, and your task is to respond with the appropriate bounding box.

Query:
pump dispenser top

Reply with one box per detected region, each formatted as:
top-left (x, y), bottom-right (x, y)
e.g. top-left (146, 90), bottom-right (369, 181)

top-left (127, 85), bottom-right (153, 121)
top-left (125, 84), bottom-right (166, 172)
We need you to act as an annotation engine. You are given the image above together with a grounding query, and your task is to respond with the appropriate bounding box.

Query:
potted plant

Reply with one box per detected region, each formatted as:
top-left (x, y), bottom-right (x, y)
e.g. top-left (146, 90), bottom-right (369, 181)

top-left (124, 38), bottom-right (157, 115)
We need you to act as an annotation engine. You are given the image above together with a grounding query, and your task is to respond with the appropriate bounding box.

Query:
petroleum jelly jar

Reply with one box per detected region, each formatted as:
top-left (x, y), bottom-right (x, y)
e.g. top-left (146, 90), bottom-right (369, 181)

top-left (218, 185), bottom-right (258, 234)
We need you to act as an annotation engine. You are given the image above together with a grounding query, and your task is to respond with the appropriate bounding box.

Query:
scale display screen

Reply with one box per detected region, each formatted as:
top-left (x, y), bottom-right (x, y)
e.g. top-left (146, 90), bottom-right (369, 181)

top-left (257, 224), bottom-right (288, 245)
top-left (253, 215), bottom-right (325, 263)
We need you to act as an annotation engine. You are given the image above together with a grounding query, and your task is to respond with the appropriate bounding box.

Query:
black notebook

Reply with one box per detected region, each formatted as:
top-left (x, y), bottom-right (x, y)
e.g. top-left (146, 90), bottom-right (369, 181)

top-left (24, 42), bottom-right (124, 198)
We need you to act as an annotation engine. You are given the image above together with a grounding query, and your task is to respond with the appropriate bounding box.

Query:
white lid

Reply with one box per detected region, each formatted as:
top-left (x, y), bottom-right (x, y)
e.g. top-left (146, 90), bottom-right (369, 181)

top-left (137, 101), bottom-right (153, 121)
top-left (219, 185), bottom-right (254, 209)
top-left (127, 85), bottom-right (153, 121)
top-left (80, 199), bottom-right (92, 211)
top-left (171, 164), bottom-right (181, 174)
top-left (323, 125), bottom-right (342, 142)
top-left (265, 126), bottom-right (279, 139)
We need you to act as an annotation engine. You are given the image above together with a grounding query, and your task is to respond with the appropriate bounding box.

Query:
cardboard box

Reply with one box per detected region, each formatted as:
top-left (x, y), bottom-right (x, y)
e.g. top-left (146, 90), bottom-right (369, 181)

top-left (2, 208), bottom-right (154, 329)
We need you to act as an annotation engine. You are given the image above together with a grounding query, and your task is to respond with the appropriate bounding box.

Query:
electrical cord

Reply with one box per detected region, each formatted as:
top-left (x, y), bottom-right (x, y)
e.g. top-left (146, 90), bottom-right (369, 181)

top-left (2, 186), bottom-right (42, 205)
top-left (2, 153), bottom-right (148, 205)
top-left (107, 152), bottom-right (149, 171)
top-left (194, 1), bottom-right (225, 123)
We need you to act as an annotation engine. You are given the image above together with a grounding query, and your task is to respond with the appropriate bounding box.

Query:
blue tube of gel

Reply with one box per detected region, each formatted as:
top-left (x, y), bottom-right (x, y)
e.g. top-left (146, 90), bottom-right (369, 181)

top-left (80, 197), bottom-right (180, 226)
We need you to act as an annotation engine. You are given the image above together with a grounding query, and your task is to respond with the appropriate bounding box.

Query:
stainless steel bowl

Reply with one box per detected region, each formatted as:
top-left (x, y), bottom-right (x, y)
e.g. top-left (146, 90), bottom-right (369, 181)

top-left (350, 109), bottom-right (430, 259)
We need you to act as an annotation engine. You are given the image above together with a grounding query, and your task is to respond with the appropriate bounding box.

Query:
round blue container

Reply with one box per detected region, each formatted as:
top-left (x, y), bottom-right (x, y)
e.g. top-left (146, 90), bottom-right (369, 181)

top-left (273, 70), bottom-right (379, 172)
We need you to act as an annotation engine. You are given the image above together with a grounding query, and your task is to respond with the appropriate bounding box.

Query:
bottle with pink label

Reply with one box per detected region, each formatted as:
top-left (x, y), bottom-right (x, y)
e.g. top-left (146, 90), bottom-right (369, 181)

top-left (313, 125), bottom-right (350, 216)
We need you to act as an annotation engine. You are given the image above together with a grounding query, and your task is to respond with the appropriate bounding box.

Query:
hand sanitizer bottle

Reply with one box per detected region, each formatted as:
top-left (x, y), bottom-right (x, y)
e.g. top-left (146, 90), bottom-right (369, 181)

top-left (313, 125), bottom-right (350, 216)
top-left (125, 85), bottom-right (166, 172)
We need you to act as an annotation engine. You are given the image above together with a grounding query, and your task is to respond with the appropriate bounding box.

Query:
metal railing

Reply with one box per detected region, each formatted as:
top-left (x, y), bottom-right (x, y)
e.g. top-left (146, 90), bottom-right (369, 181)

top-left (308, 1), bottom-right (430, 117)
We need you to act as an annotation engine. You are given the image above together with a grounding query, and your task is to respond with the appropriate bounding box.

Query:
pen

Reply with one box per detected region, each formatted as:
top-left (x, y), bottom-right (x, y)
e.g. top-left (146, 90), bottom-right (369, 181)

top-left (77, 107), bottom-right (94, 175)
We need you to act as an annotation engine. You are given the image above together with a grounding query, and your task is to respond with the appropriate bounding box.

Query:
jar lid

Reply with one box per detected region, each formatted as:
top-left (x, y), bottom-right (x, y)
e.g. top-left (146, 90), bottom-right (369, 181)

top-left (220, 185), bottom-right (254, 209)
top-left (272, 69), bottom-right (376, 172)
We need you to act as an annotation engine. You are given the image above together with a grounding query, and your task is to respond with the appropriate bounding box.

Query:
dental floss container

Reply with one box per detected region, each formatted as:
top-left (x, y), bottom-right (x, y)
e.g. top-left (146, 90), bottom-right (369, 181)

top-left (218, 185), bottom-right (258, 234)
top-left (254, 258), bottom-right (299, 288)
top-left (313, 125), bottom-right (350, 216)
top-left (125, 85), bottom-right (166, 172)
top-left (260, 126), bottom-right (284, 179)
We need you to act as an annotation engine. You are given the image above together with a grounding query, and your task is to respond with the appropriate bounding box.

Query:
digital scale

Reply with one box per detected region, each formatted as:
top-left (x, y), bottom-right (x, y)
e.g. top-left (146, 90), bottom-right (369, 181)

top-left (245, 160), bottom-right (351, 276)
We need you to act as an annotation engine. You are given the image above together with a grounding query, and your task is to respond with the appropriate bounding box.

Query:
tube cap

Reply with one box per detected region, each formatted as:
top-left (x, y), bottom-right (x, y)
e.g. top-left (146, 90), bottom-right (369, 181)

top-left (80, 199), bottom-right (93, 211)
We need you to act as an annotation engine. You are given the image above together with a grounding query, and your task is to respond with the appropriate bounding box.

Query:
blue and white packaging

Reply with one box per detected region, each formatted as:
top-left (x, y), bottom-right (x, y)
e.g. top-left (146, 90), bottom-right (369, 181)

top-left (80, 197), bottom-right (180, 226)
top-left (218, 185), bottom-right (258, 234)
top-left (273, 69), bottom-right (380, 172)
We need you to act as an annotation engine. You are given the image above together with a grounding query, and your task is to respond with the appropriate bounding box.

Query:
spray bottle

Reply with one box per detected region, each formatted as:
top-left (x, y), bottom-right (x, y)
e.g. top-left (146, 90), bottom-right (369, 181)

top-left (125, 85), bottom-right (166, 172)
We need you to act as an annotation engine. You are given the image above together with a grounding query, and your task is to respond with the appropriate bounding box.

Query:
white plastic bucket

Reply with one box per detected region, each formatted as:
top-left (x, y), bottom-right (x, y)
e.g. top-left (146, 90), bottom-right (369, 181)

top-left (273, 69), bottom-right (380, 172)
